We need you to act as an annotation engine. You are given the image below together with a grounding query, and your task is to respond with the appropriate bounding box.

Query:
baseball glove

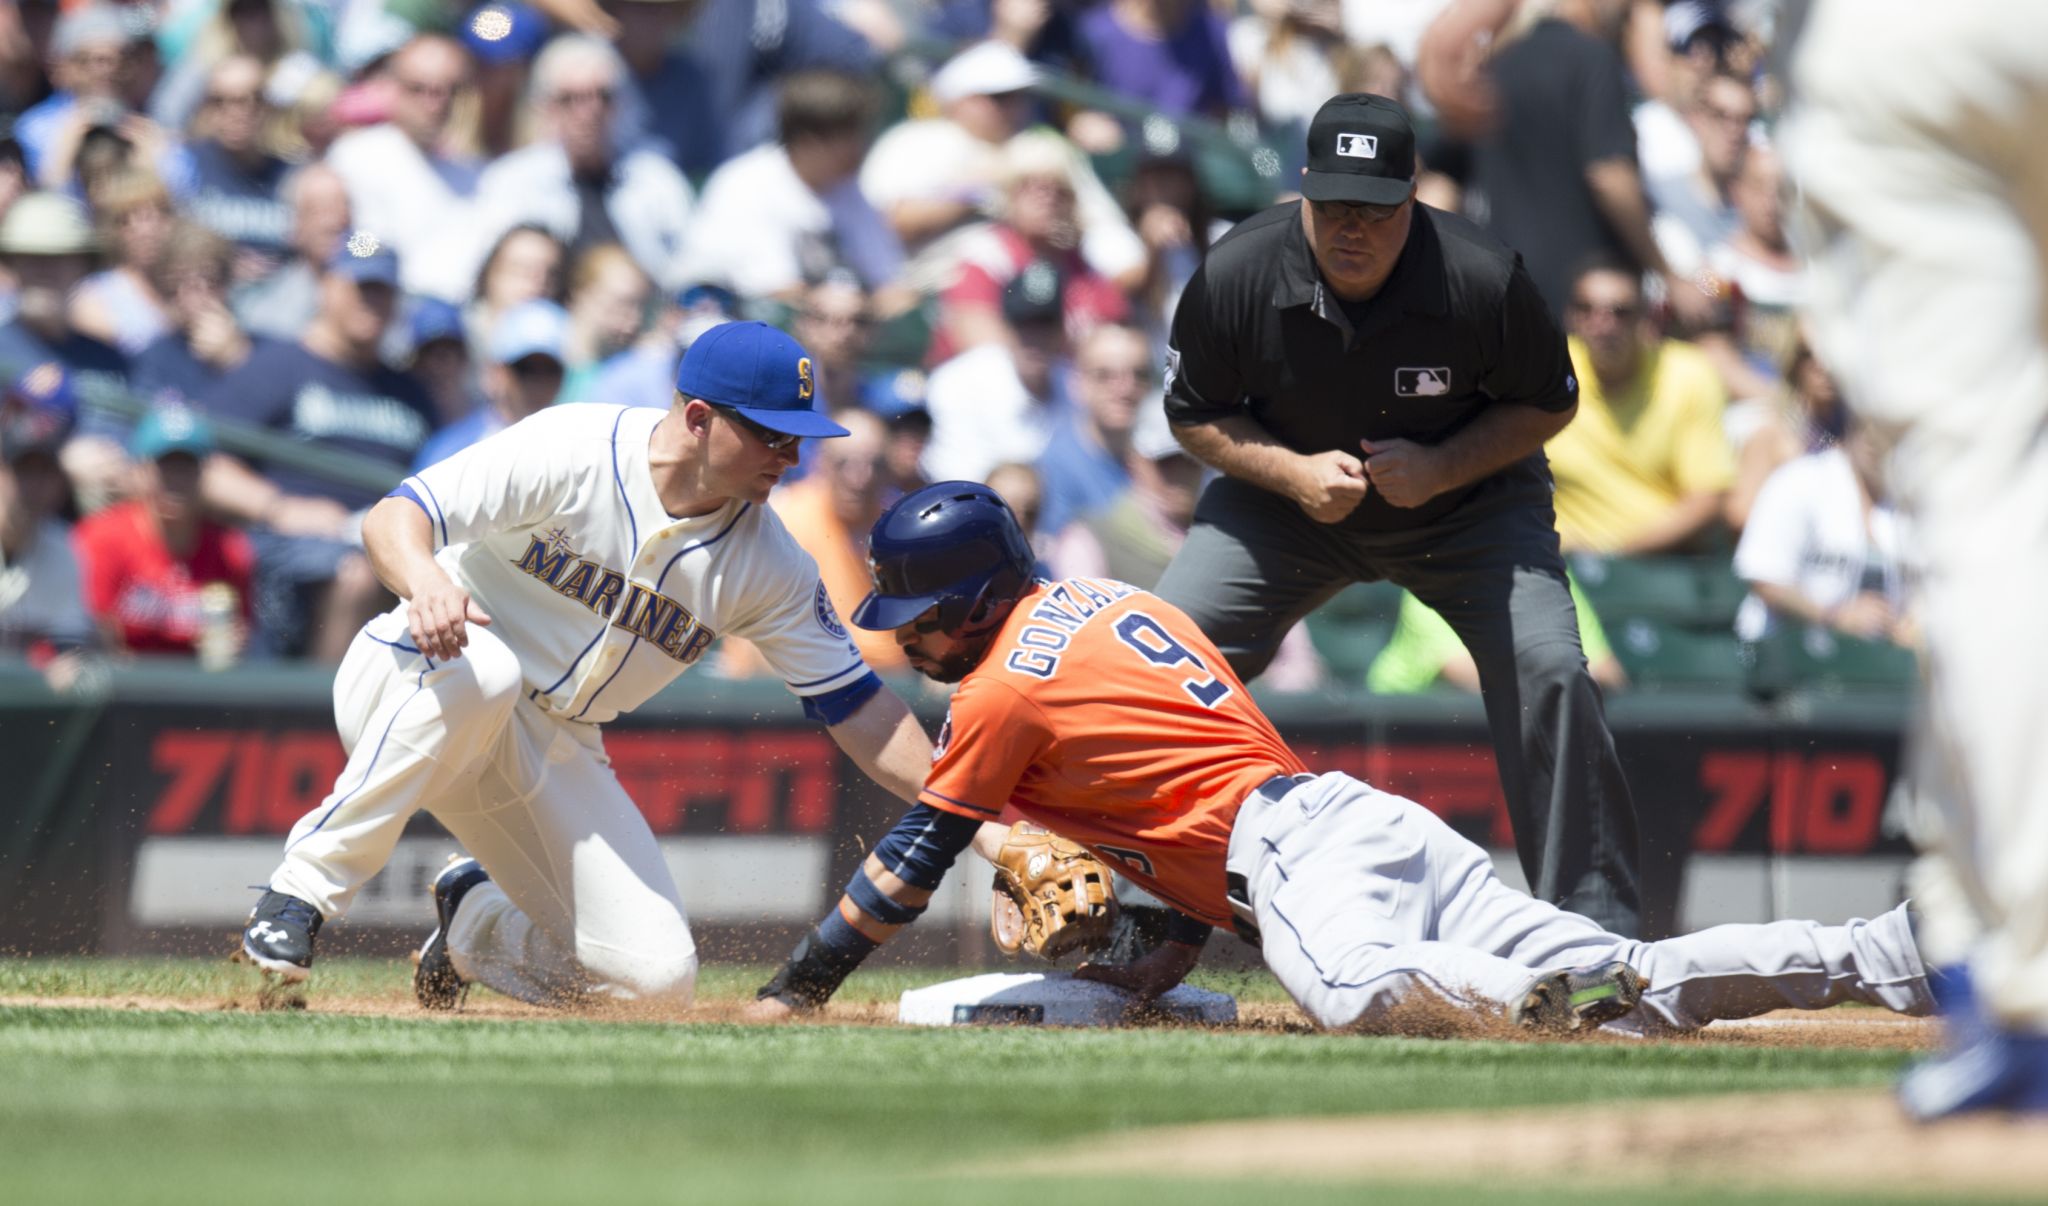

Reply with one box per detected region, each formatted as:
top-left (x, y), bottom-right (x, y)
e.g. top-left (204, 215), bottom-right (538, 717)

top-left (989, 822), bottom-right (1119, 960)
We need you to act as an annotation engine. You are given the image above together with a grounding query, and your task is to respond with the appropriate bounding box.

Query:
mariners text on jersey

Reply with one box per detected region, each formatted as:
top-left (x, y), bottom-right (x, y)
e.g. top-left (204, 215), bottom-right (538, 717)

top-left (512, 532), bottom-right (717, 666)
top-left (380, 404), bottom-right (872, 726)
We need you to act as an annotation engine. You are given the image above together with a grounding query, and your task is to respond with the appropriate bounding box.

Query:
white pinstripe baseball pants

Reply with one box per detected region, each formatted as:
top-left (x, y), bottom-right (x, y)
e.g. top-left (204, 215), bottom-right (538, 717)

top-left (1785, 0), bottom-right (2048, 1031)
top-left (268, 624), bottom-right (698, 1005)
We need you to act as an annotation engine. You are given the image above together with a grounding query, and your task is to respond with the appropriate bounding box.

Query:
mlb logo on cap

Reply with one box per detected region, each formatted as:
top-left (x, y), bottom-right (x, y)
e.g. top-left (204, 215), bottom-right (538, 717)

top-left (1302, 94), bottom-right (1416, 206)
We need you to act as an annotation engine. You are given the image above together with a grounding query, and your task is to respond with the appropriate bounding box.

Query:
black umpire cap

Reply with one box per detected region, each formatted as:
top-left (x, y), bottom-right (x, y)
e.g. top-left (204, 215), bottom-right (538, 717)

top-left (1300, 94), bottom-right (1417, 206)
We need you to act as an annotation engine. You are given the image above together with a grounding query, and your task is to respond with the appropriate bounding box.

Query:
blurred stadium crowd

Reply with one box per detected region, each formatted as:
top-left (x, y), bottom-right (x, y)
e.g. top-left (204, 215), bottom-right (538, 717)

top-left (0, 0), bottom-right (1911, 700)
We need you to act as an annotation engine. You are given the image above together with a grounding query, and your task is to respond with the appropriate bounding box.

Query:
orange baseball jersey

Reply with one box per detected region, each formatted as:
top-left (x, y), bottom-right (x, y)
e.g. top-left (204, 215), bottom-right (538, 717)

top-left (919, 577), bottom-right (1305, 927)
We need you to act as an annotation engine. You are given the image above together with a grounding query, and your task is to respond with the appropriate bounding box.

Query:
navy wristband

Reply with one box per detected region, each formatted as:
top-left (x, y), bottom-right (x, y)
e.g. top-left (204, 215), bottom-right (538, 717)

top-left (846, 868), bottom-right (926, 927)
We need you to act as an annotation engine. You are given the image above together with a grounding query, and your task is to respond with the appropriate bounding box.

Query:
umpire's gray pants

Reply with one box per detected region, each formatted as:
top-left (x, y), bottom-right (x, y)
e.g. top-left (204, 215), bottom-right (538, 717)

top-left (1155, 474), bottom-right (1642, 937)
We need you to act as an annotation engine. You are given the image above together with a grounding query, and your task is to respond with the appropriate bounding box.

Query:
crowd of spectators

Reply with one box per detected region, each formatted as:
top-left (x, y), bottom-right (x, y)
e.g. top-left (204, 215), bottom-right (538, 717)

top-left (0, 0), bottom-right (1915, 699)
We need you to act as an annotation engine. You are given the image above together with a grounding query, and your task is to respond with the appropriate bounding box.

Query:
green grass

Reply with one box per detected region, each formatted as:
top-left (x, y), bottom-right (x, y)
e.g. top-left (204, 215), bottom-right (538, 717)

top-left (0, 958), bottom-right (1961, 1206)
top-left (0, 956), bottom-right (1300, 1008)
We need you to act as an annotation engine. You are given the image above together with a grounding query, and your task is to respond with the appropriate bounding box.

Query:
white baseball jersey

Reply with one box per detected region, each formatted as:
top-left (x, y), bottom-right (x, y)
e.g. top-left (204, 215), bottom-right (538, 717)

top-left (1785, 0), bottom-right (2048, 1028)
top-left (387, 403), bottom-right (868, 725)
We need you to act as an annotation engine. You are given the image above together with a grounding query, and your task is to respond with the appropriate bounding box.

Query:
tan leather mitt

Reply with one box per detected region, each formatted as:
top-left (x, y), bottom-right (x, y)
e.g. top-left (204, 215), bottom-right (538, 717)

top-left (988, 822), bottom-right (1119, 960)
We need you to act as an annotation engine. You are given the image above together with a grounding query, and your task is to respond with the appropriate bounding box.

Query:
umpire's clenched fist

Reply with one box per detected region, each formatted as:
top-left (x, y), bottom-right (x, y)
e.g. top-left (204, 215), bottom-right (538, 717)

top-left (1290, 449), bottom-right (1370, 524)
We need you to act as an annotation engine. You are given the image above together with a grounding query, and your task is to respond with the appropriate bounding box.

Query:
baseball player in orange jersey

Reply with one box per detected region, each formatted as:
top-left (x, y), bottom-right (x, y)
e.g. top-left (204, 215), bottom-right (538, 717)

top-left (752, 482), bottom-right (1936, 1033)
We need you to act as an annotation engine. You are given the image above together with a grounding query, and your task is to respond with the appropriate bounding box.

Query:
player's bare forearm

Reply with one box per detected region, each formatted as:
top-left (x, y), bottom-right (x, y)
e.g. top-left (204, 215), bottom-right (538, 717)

top-left (363, 497), bottom-right (450, 601)
top-left (827, 686), bottom-right (933, 804)
top-left (364, 497), bottom-right (492, 659)
top-left (971, 821), bottom-right (1009, 863)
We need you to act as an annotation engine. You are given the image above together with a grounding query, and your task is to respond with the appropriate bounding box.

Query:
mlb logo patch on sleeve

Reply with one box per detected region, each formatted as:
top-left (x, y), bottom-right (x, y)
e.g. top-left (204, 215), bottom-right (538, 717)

top-left (1336, 133), bottom-right (1378, 158)
top-left (1395, 367), bottom-right (1451, 397)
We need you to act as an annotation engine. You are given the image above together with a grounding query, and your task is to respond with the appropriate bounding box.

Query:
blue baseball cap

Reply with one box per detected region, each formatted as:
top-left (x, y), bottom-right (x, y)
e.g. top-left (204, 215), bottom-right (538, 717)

top-left (461, 2), bottom-right (550, 66)
top-left (1, 361), bottom-right (78, 461)
top-left (410, 298), bottom-right (465, 348)
top-left (489, 299), bottom-right (568, 365)
top-left (326, 232), bottom-right (400, 286)
top-left (674, 320), bottom-right (848, 439)
top-left (130, 406), bottom-right (216, 460)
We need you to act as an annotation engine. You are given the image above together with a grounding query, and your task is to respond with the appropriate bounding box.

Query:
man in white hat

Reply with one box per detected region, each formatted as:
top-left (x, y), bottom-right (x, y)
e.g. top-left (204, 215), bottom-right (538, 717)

top-left (859, 39), bottom-right (1143, 290)
top-left (0, 191), bottom-right (132, 504)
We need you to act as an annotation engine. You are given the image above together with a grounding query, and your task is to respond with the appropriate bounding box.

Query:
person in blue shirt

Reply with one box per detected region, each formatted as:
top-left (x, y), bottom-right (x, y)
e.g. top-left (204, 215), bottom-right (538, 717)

top-left (413, 299), bottom-right (567, 470)
top-left (181, 55), bottom-right (292, 274)
top-left (405, 298), bottom-right (487, 435)
top-left (196, 234), bottom-right (436, 661)
top-left (1035, 321), bottom-right (1151, 536)
top-left (131, 220), bottom-right (262, 410)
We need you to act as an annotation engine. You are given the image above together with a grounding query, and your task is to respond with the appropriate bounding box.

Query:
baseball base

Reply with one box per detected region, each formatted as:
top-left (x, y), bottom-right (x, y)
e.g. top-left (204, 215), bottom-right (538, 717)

top-left (898, 972), bottom-right (1238, 1027)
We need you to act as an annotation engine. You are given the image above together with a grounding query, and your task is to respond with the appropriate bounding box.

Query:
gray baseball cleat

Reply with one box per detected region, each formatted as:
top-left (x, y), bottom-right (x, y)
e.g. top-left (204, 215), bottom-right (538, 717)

top-left (414, 856), bottom-right (491, 1011)
top-left (241, 890), bottom-right (323, 981)
top-left (1512, 961), bottom-right (1646, 1034)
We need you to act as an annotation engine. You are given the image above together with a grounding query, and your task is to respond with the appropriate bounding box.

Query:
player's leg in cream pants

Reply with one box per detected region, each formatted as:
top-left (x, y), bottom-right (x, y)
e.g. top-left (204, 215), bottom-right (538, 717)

top-left (1230, 773), bottom-right (1931, 1033)
top-left (1783, 1), bottom-right (2048, 1034)
top-left (268, 628), bottom-right (697, 1005)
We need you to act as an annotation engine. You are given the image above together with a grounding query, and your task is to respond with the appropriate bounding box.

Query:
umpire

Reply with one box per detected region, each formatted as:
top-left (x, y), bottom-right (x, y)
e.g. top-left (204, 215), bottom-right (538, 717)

top-left (1154, 93), bottom-right (1641, 936)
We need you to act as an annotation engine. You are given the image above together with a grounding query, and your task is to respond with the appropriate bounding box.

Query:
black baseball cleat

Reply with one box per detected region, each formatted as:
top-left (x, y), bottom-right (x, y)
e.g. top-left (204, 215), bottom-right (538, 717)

top-left (415, 856), bottom-right (491, 1010)
top-left (241, 891), bottom-right (323, 981)
top-left (1512, 960), bottom-right (1647, 1034)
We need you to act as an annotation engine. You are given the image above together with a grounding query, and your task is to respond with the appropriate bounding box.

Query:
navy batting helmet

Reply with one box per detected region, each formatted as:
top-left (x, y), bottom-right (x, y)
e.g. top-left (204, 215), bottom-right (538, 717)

top-left (852, 481), bottom-right (1035, 638)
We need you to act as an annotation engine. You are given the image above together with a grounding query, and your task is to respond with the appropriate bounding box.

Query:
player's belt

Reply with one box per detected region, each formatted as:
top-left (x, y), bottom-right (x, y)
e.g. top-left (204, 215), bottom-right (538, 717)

top-left (1224, 872), bottom-right (1260, 949)
top-left (1222, 774), bottom-right (1312, 949)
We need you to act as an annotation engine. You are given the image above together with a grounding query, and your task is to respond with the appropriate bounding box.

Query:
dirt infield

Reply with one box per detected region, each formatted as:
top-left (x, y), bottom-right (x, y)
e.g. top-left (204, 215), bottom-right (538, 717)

top-left (0, 987), bottom-right (1943, 1052)
top-left (1035, 1089), bottom-right (2048, 1198)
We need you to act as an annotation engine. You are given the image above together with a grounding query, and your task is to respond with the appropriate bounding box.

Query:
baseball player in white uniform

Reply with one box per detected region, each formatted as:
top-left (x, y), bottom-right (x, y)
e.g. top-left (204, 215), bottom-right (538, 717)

top-left (239, 321), bottom-right (945, 1008)
top-left (1782, 2), bottom-right (2048, 1116)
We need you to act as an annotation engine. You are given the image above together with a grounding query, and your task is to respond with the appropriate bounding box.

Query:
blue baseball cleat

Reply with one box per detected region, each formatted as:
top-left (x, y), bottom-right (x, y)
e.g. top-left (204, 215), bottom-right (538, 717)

top-left (1900, 1014), bottom-right (2048, 1120)
top-left (414, 856), bottom-right (491, 1011)
top-left (241, 891), bottom-right (323, 981)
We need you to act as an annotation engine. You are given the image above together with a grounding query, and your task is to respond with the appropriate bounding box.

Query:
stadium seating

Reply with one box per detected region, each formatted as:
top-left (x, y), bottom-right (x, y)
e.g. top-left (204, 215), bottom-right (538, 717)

top-left (1608, 616), bottom-right (1750, 692)
top-left (1302, 580), bottom-right (1405, 683)
top-left (1745, 625), bottom-right (1920, 699)
top-left (1571, 553), bottom-right (1743, 630)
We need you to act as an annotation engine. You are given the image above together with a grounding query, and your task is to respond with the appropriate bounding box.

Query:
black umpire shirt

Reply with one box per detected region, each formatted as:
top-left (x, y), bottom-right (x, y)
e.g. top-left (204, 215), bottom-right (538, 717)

top-left (1164, 201), bottom-right (1578, 533)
